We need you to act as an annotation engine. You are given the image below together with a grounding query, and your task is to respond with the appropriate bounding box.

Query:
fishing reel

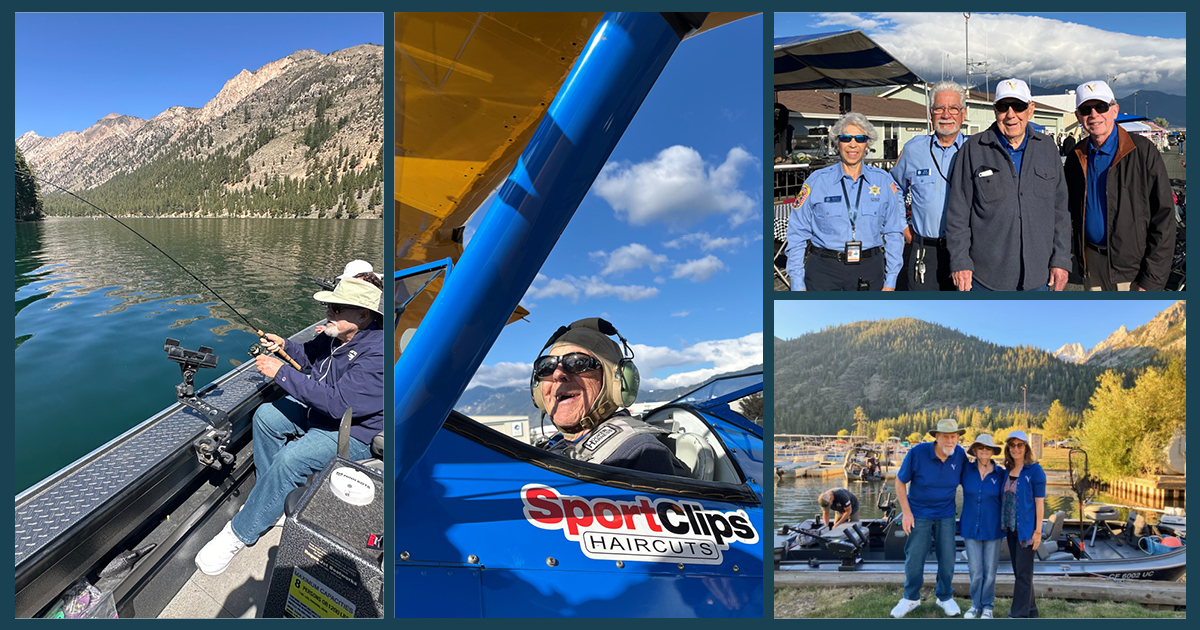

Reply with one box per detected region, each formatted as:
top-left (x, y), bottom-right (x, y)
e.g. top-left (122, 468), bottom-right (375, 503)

top-left (164, 338), bottom-right (234, 469)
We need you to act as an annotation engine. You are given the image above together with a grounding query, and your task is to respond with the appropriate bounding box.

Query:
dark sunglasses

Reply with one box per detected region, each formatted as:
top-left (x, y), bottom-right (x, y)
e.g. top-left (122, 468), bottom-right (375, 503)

top-left (322, 302), bottom-right (361, 314)
top-left (1077, 102), bottom-right (1112, 116)
top-left (533, 352), bottom-right (601, 381)
top-left (993, 100), bottom-right (1030, 114)
top-left (837, 134), bottom-right (868, 144)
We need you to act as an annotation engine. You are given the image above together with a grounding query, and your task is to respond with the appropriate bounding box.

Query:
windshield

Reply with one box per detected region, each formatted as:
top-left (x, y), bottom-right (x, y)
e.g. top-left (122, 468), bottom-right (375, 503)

top-left (669, 372), bottom-right (762, 406)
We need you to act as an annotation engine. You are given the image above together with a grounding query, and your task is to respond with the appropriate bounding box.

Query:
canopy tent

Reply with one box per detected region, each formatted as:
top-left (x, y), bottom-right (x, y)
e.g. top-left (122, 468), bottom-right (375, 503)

top-left (774, 29), bottom-right (922, 92)
top-left (1117, 112), bottom-right (1149, 123)
top-left (1120, 121), bottom-right (1152, 132)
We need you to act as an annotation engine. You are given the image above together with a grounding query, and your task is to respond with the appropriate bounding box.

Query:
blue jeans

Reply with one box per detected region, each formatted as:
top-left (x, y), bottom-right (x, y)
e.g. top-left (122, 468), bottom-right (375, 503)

top-left (903, 516), bottom-right (956, 601)
top-left (230, 396), bottom-right (371, 545)
top-left (963, 537), bottom-right (1001, 611)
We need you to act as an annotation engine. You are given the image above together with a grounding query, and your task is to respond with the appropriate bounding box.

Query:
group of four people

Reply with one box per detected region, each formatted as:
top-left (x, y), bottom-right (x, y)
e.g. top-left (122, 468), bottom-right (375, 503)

top-left (786, 79), bottom-right (1176, 291)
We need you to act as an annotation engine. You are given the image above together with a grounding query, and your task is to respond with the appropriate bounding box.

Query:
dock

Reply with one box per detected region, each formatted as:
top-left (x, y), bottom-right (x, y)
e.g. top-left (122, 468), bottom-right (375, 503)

top-left (774, 572), bottom-right (1186, 608)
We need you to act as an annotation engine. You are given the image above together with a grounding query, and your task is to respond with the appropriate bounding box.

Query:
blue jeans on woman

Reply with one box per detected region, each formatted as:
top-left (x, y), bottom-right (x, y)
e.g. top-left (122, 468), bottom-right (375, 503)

top-left (230, 396), bottom-right (371, 545)
top-left (963, 537), bottom-right (1001, 613)
top-left (903, 516), bottom-right (957, 601)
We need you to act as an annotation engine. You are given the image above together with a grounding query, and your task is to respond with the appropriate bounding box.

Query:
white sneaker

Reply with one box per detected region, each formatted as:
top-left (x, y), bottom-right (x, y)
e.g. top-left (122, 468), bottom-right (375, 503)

top-left (891, 599), bottom-right (921, 619)
top-left (937, 598), bottom-right (962, 616)
top-left (964, 607), bottom-right (980, 619)
top-left (982, 609), bottom-right (994, 619)
top-left (195, 521), bottom-right (245, 576)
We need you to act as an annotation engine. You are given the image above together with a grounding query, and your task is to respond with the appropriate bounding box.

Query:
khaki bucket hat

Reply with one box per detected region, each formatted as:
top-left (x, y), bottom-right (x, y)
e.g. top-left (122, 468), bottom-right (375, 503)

top-left (313, 277), bottom-right (383, 316)
top-left (968, 434), bottom-right (1003, 456)
top-left (928, 418), bottom-right (967, 437)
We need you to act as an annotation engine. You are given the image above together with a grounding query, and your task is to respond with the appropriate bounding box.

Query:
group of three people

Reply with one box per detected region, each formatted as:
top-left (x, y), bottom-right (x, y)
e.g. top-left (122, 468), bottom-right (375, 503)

top-left (786, 79), bottom-right (1176, 291)
top-left (893, 419), bottom-right (1046, 618)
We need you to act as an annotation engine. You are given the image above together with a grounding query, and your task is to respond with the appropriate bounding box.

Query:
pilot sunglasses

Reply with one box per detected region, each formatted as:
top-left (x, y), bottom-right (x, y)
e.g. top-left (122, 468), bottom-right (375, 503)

top-left (1077, 102), bottom-right (1112, 116)
top-left (993, 100), bottom-right (1030, 113)
top-left (837, 134), bottom-right (868, 143)
top-left (534, 352), bottom-right (602, 380)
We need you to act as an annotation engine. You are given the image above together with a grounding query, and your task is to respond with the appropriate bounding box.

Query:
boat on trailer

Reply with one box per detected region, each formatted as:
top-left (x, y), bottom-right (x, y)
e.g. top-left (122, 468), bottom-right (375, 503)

top-left (15, 323), bottom-right (385, 618)
top-left (774, 492), bottom-right (1186, 581)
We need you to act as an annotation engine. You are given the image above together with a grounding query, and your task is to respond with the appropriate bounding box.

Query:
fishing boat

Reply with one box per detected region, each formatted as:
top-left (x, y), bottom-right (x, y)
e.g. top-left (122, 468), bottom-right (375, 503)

top-left (15, 322), bottom-right (386, 618)
top-left (393, 11), bottom-right (763, 617)
top-left (774, 492), bottom-right (1186, 581)
top-left (843, 444), bottom-right (888, 482)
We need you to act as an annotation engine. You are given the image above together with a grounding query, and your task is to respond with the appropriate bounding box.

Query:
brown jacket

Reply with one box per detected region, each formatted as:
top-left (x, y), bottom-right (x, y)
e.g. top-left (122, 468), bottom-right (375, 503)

top-left (1065, 127), bottom-right (1175, 289)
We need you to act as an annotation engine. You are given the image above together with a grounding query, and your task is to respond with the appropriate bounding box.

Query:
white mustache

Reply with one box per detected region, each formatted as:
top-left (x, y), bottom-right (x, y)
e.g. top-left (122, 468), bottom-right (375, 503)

top-left (322, 322), bottom-right (339, 337)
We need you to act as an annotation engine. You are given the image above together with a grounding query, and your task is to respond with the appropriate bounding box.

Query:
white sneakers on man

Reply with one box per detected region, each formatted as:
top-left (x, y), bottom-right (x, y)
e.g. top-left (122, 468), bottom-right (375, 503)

top-left (890, 598), bottom-right (921, 618)
top-left (937, 598), bottom-right (962, 616)
top-left (965, 607), bottom-right (980, 619)
top-left (194, 521), bottom-right (245, 576)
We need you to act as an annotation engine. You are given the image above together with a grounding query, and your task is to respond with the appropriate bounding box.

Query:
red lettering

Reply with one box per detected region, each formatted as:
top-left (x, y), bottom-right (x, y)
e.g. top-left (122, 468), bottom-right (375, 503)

top-left (640, 499), bottom-right (663, 532)
top-left (562, 498), bottom-right (593, 536)
top-left (523, 487), bottom-right (563, 524)
top-left (619, 503), bottom-right (640, 529)
top-left (595, 502), bottom-right (623, 529)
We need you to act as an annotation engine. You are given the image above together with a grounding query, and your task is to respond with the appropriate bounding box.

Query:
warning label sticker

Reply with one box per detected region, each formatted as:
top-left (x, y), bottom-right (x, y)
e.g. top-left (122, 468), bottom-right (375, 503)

top-left (284, 567), bottom-right (356, 618)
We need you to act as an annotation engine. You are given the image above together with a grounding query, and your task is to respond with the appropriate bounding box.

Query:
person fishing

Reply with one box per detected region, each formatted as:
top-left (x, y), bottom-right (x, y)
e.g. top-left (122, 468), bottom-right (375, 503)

top-left (195, 274), bottom-right (385, 575)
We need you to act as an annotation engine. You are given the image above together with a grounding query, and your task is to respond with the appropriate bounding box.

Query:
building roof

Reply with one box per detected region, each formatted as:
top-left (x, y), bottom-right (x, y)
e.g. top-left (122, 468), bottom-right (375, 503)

top-left (776, 90), bottom-right (928, 121)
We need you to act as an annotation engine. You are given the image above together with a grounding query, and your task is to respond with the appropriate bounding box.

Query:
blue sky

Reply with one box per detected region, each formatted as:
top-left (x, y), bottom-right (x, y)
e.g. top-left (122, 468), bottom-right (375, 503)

top-left (467, 14), bottom-right (765, 396)
top-left (774, 13), bottom-right (1186, 96)
top-left (15, 13), bottom-right (383, 139)
top-left (774, 300), bottom-right (1182, 353)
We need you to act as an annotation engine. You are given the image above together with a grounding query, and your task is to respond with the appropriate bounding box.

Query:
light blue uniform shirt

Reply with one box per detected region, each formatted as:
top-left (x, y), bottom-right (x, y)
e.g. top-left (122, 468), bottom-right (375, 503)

top-left (785, 162), bottom-right (906, 290)
top-left (890, 133), bottom-right (966, 238)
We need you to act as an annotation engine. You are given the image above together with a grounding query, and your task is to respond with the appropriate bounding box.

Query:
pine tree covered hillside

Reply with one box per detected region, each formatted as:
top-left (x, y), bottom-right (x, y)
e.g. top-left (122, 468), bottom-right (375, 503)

top-left (773, 318), bottom-right (1128, 435)
top-left (16, 45), bottom-right (383, 219)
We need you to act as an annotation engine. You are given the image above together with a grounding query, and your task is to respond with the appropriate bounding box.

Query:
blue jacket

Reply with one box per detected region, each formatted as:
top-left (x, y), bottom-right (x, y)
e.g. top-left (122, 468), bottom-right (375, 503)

top-left (960, 461), bottom-right (1006, 540)
top-left (1007, 463), bottom-right (1047, 541)
top-left (273, 324), bottom-right (384, 445)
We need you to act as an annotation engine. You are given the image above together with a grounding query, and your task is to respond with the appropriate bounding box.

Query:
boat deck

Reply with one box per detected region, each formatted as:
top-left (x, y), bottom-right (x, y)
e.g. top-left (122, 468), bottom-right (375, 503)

top-left (160, 526), bottom-right (282, 618)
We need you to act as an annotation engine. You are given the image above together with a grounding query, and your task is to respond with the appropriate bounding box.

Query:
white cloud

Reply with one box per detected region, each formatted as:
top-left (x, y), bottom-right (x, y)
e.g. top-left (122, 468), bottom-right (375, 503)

top-left (591, 243), bottom-right (669, 276)
top-left (524, 274), bottom-right (659, 303)
top-left (593, 146), bottom-right (760, 230)
top-left (810, 13), bottom-right (1186, 95)
top-left (466, 361), bottom-right (533, 390)
top-left (636, 333), bottom-right (765, 392)
top-left (671, 255), bottom-right (726, 282)
top-left (671, 311), bottom-right (689, 317)
top-left (662, 232), bottom-right (748, 253)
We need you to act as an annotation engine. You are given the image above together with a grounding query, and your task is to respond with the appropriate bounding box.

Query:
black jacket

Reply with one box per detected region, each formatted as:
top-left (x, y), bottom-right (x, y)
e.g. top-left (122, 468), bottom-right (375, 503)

top-left (1065, 127), bottom-right (1176, 289)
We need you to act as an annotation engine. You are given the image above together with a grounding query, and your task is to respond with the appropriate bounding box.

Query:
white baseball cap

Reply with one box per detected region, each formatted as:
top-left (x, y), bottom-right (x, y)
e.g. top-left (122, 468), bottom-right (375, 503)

top-left (994, 78), bottom-right (1032, 104)
top-left (1076, 81), bottom-right (1116, 109)
top-left (337, 259), bottom-right (377, 281)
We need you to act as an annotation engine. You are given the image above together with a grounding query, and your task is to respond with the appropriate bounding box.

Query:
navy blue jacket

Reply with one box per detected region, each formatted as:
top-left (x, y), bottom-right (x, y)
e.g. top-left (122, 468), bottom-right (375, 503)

top-left (273, 324), bottom-right (384, 445)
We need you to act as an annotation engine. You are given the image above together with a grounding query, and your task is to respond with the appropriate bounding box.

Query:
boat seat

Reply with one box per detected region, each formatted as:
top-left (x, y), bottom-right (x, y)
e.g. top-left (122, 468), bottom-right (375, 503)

top-left (1036, 511), bottom-right (1072, 561)
top-left (1083, 504), bottom-right (1120, 545)
top-left (1122, 511), bottom-right (1152, 548)
top-left (669, 431), bottom-right (714, 481)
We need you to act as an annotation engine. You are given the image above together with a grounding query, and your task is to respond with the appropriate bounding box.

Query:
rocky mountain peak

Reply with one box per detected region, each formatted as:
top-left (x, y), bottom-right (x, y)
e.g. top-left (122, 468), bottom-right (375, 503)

top-left (1053, 342), bottom-right (1087, 363)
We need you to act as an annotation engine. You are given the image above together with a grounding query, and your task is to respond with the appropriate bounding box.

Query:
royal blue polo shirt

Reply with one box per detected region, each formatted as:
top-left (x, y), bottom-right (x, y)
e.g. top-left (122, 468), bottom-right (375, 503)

top-left (996, 126), bottom-right (1030, 176)
top-left (1085, 130), bottom-right (1119, 246)
top-left (897, 442), bottom-right (967, 519)
top-left (960, 462), bottom-right (1006, 540)
top-left (1006, 463), bottom-right (1048, 541)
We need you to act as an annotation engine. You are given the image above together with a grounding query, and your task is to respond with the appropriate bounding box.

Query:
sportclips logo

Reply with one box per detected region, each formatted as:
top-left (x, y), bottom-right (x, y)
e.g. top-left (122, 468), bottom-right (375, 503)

top-left (521, 484), bottom-right (759, 565)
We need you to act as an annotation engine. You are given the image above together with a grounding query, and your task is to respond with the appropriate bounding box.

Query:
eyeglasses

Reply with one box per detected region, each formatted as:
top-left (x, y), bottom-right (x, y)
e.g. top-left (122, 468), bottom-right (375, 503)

top-left (837, 135), bottom-right (868, 144)
top-left (993, 100), bottom-right (1030, 113)
top-left (322, 302), bottom-right (361, 315)
top-left (1077, 102), bottom-right (1112, 116)
top-left (931, 105), bottom-right (963, 114)
top-left (533, 352), bottom-right (601, 381)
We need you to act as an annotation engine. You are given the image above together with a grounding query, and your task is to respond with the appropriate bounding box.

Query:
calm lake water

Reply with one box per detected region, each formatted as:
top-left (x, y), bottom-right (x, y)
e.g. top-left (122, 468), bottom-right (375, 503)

top-left (775, 475), bottom-right (1185, 530)
top-left (14, 218), bottom-right (383, 493)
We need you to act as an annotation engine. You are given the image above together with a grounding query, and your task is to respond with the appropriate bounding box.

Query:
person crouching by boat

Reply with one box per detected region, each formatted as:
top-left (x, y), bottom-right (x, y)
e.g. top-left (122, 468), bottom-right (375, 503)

top-left (891, 418), bottom-right (967, 618)
top-left (533, 318), bottom-right (689, 476)
top-left (785, 112), bottom-right (906, 291)
top-left (818, 488), bottom-right (860, 529)
top-left (194, 276), bottom-right (385, 576)
top-left (1001, 431), bottom-right (1046, 618)
top-left (960, 434), bottom-right (1006, 619)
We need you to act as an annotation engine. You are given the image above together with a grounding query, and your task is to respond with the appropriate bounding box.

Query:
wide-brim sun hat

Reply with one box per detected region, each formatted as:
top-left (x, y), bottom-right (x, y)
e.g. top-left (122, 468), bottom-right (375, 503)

top-left (337, 259), bottom-right (379, 281)
top-left (313, 277), bottom-right (383, 316)
top-left (969, 434), bottom-right (1003, 456)
top-left (927, 418), bottom-right (967, 437)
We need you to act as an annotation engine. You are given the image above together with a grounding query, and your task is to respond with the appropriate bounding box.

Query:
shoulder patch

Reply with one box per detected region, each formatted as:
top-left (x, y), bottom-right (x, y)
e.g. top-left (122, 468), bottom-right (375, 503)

top-left (795, 183), bottom-right (810, 209)
top-left (889, 181), bottom-right (899, 194)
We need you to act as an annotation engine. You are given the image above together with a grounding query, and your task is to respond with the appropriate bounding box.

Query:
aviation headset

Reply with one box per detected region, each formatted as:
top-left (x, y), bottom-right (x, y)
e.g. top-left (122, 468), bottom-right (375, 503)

top-left (530, 317), bottom-right (639, 431)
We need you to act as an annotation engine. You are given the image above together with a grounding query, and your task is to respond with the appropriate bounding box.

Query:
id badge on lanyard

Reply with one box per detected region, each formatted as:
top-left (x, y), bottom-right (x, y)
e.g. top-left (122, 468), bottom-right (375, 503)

top-left (845, 240), bottom-right (862, 264)
top-left (841, 178), bottom-right (864, 265)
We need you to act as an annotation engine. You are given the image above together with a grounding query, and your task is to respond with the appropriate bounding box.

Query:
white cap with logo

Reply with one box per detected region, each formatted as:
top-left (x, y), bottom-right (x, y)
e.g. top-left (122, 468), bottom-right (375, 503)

top-left (994, 78), bottom-right (1032, 104)
top-left (1075, 81), bottom-right (1116, 109)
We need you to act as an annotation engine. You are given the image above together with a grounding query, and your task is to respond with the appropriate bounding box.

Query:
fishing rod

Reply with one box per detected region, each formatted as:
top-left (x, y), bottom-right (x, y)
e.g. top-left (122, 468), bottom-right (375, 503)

top-left (254, 259), bottom-right (336, 291)
top-left (16, 169), bottom-right (302, 371)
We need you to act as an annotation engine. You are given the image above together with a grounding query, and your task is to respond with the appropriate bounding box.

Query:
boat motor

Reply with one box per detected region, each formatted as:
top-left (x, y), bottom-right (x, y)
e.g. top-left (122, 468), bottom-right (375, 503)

top-left (164, 338), bottom-right (233, 469)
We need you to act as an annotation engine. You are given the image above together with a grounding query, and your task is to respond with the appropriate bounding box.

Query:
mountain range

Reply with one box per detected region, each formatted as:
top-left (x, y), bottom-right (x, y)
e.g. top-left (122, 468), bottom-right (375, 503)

top-left (1053, 301), bottom-right (1186, 367)
top-left (17, 45), bottom-right (384, 218)
top-left (774, 302), bottom-right (1184, 435)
